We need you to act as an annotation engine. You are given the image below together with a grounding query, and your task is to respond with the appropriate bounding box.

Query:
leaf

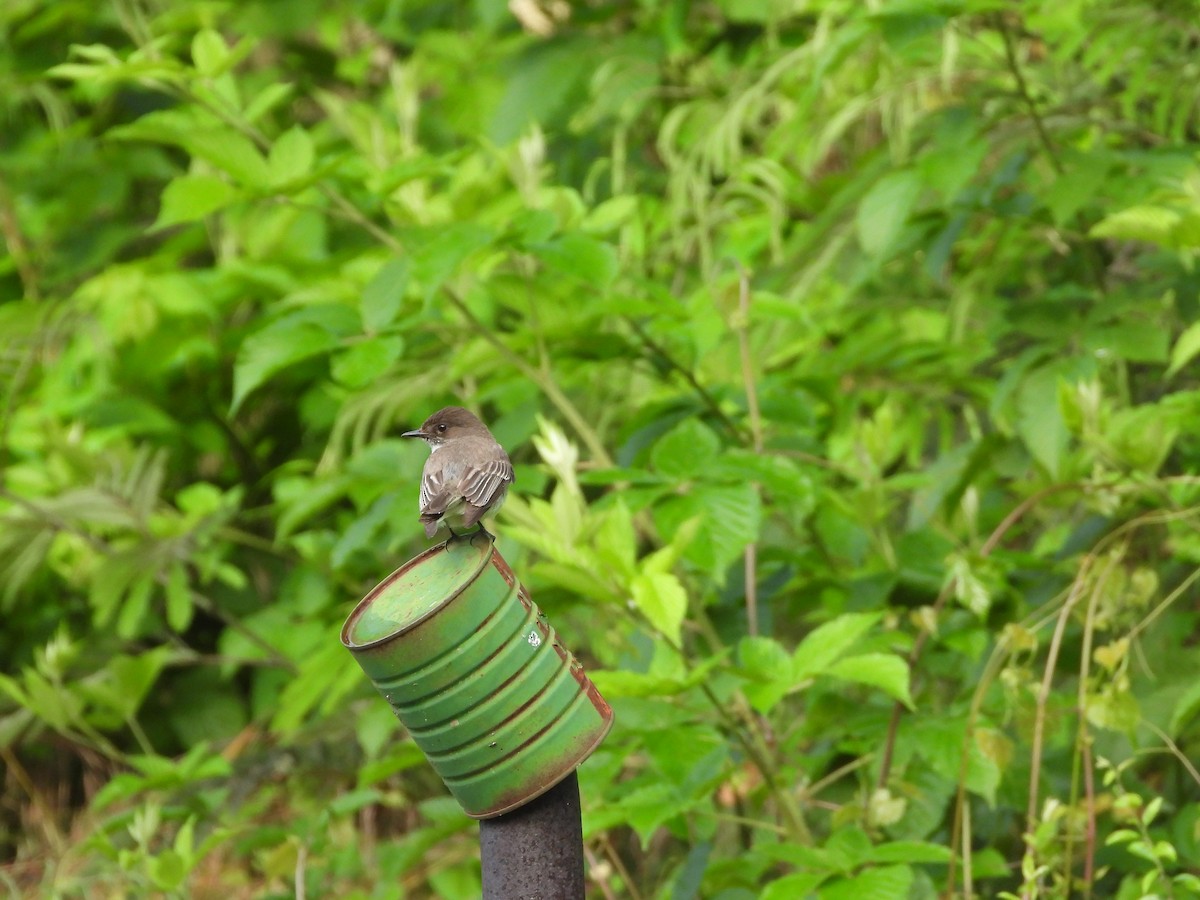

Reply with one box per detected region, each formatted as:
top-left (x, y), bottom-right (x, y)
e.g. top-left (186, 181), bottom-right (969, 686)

top-left (408, 223), bottom-right (494, 298)
top-left (231, 304), bottom-right (358, 413)
top-left (191, 29), bottom-right (228, 76)
top-left (792, 611), bottom-right (881, 679)
top-left (738, 636), bottom-right (794, 713)
top-left (681, 483), bottom-right (761, 580)
top-left (531, 233), bottom-right (619, 288)
top-left (593, 499), bottom-right (636, 579)
top-left (1086, 687), bottom-right (1141, 734)
top-left (869, 841), bottom-right (954, 864)
top-left (650, 419), bottom-right (721, 479)
top-left (1167, 320), bottom-right (1200, 379)
top-left (330, 336), bottom-right (404, 388)
top-left (244, 82), bottom-right (295, 123)
top-left (116, 576), bottom-right (155, 640)
top-left (761, 873), bottom-right (830, 899)
top-left (1089, 205), bottom-right (1182, 246)
top-left (155, 174), bottom-right (237, 228)
top-left (819, 864), bottom-right (914, 900)
top-left (825, 653), bottom-right (914, 708)
top-left (184, 129), bottom-right (270, 186)
top-left (361, 257), bottom-right (410, 332)
top-left (583, 196), bottom-right (639, 234)
top-left (165, 563), bottom-right (193, 632)
top-left (632, 571), bottom-right (688, 644)
top-left (268, 126), bottom-right (314, 187)
top-left (96, 649), bottom-right (172, 720)
top-left (1015, 366), bottom-right (1068, 478)
top-left (330, 494), bottom-right (396, 569)
top-left (1168, 679), bottom-right (1200, 736)
top-left (856, 170), bottom-right (922, 259)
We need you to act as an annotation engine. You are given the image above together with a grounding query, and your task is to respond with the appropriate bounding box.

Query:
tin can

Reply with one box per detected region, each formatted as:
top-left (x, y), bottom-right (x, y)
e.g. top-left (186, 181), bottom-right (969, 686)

top-left (341, 535), bottom-right (614, 818)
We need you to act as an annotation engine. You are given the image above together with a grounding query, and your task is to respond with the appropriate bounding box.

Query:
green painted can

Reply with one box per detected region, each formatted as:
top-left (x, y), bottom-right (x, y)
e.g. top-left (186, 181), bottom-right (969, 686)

top-left (341, 535), bottom-right (614, 819)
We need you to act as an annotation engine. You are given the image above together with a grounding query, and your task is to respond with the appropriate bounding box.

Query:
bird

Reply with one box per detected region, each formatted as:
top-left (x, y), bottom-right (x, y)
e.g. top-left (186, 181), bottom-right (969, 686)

top-left (401, 406), bottom-right (514, 540)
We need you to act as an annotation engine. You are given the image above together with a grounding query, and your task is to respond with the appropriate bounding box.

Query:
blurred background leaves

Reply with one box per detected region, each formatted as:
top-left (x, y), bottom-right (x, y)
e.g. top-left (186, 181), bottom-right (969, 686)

top-left (3, 0), bottom-right (1200, 897)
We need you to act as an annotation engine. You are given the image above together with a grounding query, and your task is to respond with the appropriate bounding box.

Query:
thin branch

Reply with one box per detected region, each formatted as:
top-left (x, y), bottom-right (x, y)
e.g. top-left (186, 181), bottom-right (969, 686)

top-left (583, 845), bottom-right (620, 900)
top-left (995, 14), bottom-right (1062, 174)
top-left (0, 177), bottom-right (39, 299)
top-left (624, 316), bottom-right (748, 442)
top-left (735, 270), bottom-right (763, 636)
top-left (597, 833), bottom-right (643, 900)
top-left (1141, 720), bottom-right (1200, 789)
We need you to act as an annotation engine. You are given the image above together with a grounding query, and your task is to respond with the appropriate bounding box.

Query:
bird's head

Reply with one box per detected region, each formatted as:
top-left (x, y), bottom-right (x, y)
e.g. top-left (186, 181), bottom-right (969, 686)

top-left (402, 406), bottom-right (488, 448)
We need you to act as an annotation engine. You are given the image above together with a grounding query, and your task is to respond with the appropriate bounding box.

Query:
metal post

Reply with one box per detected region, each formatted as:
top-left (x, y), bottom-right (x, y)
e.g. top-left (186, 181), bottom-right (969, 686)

top-left (480, 770), bottom-right (585, 900)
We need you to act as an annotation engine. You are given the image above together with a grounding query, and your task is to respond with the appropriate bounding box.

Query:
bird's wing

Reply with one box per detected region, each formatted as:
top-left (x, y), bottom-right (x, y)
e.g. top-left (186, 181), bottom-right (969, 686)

top-left (419, 465), bottom-right (454, 516)
top-left (419, 451), bottom-right (512, 516)
top-left (460, 455), bottom-right (514, 508)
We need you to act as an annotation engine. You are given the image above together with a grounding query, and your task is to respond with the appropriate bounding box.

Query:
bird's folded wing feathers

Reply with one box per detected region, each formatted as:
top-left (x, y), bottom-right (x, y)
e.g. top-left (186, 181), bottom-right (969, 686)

top-left (461, 457), bottom-right (514, 507)
top-left (419, 454), bottom-right (513, 515)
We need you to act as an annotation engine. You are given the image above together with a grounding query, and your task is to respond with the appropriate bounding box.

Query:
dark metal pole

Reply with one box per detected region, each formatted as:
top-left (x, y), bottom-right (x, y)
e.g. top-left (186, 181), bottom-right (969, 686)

top-left (480, 770), bottom-right (585, 900)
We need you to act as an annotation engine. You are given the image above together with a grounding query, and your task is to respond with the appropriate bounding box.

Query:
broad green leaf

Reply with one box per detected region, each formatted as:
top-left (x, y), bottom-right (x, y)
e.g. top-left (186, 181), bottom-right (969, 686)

top-left (1168, 679), bottom-right (1200, 736)
top-left (792, 611), bottom-right (881, 679)
top-left (1167, 320), bottom-right (1200, 379)
top-left (1044, 156), bottom-right (1111, 225)
top-left (1015, 366), bottom-right (1067, 478)
top-left (819, 864), bottom-right (913, 900)
top-left (1090, 204), bottom-right (1182, 246)
top-left (632, 571), bottom-right (687, 644)
top-left (89, 649), bottom-right (172, 720)
top-left (155, 174), bottom-right (237, 228)
top-left (185, 129), bottom-right (270, 186)
top-left (165, 563), bottom-right (193, 632)
top-left (116, 576), bottom-right (155, 640)
top-left (191, 29), bottom-right (228, 76)
top-left (856, 170), bottom-right (922, 259)
top-left (231, 304), bottom-right (358, 412)
top-left (583, 196), bottom-right (639, 234)
top-left (650, 419), bottom-right (721, 479)
top-left (361, 257), bottom-right (409, 332)
top-left (869, 841), bottom-right (954, 864)
top-left (1085, 686), bottom-right (1141, 734)
top-left (23, 670), bottom-right (82, 731)
top-left (825, 653), bottom-right (914, 708)
top-left (738, 636), bottom-right (794, 713)
top-left (1107, 403), bottom-right (1179, 473)
top-left (597, 652), bottom-right (730, 703)
top-left (1083, 321), bottom-right (1168, 364)
top-left (244, 82), bottom-right (295, 123)
top-left (330, 336), bottom-right (404, 388)
top-left (409, 223), bottom-right (494, 298)
top-left (761, 873), bottom-right (830, 900)
top-left (330, 494), bottom-right (396, 569)
top-left (655, 483), bottom-right (761, 581)
top-left (531, 233), bottom-right (619, 288)
top-left (910, 716), bottom-right (1001, 804)
top-left (268, 126), bottom-right (314, 187)
top-left (593, 498), bottom-right (636, 579)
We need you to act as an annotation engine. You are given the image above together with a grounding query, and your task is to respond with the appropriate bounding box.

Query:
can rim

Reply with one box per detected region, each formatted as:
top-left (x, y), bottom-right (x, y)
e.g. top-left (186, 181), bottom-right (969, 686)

top-left (340, 535), bottom-right (495, 650)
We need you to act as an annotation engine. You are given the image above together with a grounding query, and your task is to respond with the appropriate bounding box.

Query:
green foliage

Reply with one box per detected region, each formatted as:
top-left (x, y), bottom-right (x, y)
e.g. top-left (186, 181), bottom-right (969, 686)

top-left (3, 0), bottom-right (1200, 897)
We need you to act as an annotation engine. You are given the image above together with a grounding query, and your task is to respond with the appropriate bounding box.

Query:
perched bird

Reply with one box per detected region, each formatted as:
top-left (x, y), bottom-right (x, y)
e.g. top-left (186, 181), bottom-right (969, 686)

top-left (402, 406), bottom-right (514, 539)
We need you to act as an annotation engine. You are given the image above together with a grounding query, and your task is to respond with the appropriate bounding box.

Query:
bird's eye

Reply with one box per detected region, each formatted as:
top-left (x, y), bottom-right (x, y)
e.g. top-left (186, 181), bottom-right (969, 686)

top-left (437, 423), bottom-right (448, 432)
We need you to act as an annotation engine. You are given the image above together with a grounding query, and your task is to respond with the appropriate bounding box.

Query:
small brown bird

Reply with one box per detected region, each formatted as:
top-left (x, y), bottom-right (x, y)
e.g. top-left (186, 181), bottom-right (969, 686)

top-left (402, 406), bottom-right (514, 539)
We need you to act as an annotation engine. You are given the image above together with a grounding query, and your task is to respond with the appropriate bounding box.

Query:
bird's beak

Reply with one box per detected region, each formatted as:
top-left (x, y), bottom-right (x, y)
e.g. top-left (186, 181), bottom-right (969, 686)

top-left (401, 429), bottom-right (425, 439)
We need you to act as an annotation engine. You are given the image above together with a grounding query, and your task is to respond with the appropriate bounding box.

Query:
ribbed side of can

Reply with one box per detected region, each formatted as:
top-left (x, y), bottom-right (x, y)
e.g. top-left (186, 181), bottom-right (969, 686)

top-left (343, 538), bottom-right (613, 818)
